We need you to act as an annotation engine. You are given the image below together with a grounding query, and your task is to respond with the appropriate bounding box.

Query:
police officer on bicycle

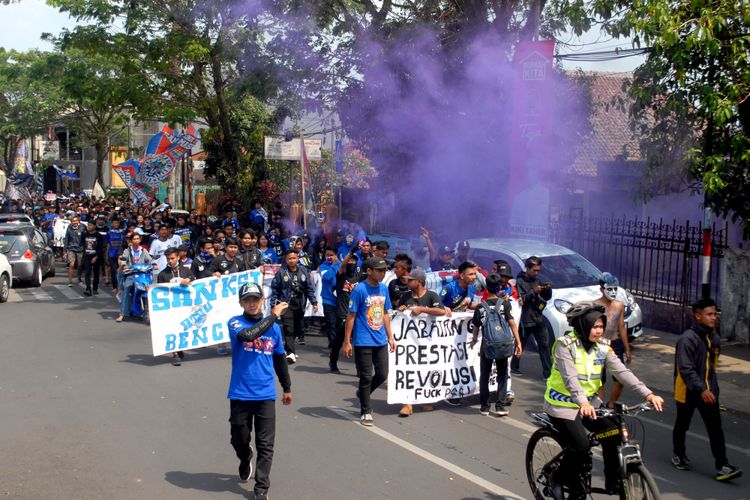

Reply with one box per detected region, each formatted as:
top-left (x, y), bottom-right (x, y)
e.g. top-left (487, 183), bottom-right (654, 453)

top-left (544, 301), bottom-right (664, 499)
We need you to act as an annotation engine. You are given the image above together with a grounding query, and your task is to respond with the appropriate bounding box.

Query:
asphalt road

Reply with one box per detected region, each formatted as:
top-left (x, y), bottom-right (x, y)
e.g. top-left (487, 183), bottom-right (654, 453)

top-left (1, 263), bottom-right (748, 499)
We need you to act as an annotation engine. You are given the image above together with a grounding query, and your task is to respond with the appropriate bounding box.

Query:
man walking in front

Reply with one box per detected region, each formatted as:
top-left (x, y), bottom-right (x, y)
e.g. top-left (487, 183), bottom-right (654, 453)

top-left (672, 298), bottom-right (742, 482)
top-left (343, 257), bottom-right (396, 426)
top-left (63, 215), bottom-right (86, 286)
top-left (82, 220), bottom-right (105, 296)
top-left (227, 283), bottom-right (292, 499)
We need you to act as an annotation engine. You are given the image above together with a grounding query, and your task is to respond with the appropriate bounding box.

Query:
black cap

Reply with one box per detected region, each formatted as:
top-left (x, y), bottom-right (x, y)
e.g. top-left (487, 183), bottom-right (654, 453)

top-left (457, 240), bottom-right (470, 250)
top-left (497, 263), bottom-right (513, 277)
top-left (440, 245), bottom-right (454, 255)
top-left (365, 257), bottom-right (388, 270)
top-left (239, 282), bottom-right (264, 300)
top-left (178, 244), bottom-right (190, 252)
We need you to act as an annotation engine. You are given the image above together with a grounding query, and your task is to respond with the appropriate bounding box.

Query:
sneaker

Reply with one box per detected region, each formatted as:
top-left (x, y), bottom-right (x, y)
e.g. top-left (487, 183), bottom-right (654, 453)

top-left (254, 491), bottom-right (269, 500)
top-left (505, 391), bottom-right (515, 406)
top-left (329, 363), bottom-right (340, 374)
top-left (295, 337), bottom-right (306, 345)
top-left (715, 464), bottom-right (742, 482)
top-left (445, 398), bottom-right (462, 406)
top-left (170, 355), bottom-right (182, 366)
top-left (84, 288), bottom-right (92, 296)
top-left (93, 289), bottom-right (99, 295)
top-left (68, 282), bottom-right (73, 287)
top-left (238, 459), bottom-right (252, 482)
top-left (479, 406), bottom-right (490, 416)
top-left (495, 406), bottom-right (509, 417)
top-left (286, 353), bottom-right (297, 364)
top-left (216, 346), bottom-right (229, 356)
top-left (399, 404), bottom-right (413, 417)
top-left (671, 455), bottom-right (691, 471)
top-left (360, 413), bottom-right (374, 426)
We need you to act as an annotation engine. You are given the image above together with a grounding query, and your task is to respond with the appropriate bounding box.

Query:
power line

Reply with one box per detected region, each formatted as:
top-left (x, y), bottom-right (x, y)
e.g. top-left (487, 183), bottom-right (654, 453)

top-left (555, 47), bottom-right (652, 62)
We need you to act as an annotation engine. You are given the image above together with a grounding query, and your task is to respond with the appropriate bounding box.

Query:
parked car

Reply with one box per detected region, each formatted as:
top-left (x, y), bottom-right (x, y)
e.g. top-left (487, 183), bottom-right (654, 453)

top-left (0, 213), bottom-right (35, 226)
top-left (0, 253), bottom-right (12, 302)
top-left (0, 224), bottom-right (55, 287)
top-left (464, 238), bottom-right (643, 342)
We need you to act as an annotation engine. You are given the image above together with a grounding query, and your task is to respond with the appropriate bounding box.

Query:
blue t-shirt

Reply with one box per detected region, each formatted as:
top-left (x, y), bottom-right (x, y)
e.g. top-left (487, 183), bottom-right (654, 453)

top-left (261, 247), bottom-right (279, 264)
top-left (105, 228), bottom-right (126, 258)
top-left (319, 261), bottom-right (340, 306)
top-left (227, 314), bottom-right (286, 401)
top-left (348, 281), bottom-right (392, 347)
top-left (440, 280), bottom-right (475, 311)
top-left (42, 213), bottom-right (59, 235)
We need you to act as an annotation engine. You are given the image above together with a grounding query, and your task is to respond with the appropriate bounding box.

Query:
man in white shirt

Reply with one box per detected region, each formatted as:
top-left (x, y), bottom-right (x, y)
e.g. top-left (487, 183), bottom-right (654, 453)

top-left (148, 223), bottom-right (182, 273)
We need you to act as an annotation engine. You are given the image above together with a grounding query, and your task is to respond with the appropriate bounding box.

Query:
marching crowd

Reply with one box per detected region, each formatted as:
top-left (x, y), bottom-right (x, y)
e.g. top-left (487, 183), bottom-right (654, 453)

top-left (1, 192), bottom-right (742, 498)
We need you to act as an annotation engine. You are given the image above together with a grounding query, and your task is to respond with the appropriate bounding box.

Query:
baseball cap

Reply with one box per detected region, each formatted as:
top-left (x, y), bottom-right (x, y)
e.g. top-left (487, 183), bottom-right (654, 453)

top-left (440, 245), bottom-right (454, 255)
top-left (365, 257), bottom-right (388, 270)
top-left (457, 240), bottom-right (470, 250)
top-left (497, 263), bottom-right (513, 277)
top-left (178, 244), bottom-right (190, 252)
top-left (239, 282), bottom-right (264, 300)
top-left (406, 269), bottom-right (426, 283)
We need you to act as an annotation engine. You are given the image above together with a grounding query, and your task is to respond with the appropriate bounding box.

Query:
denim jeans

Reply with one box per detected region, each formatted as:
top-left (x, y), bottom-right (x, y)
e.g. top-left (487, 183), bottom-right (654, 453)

top-left (120, 275), bottom-right (135, 316)
top-left (354, 345), bottom-right (389, 415)
top-left (229, 399), bottom-right (276, 494)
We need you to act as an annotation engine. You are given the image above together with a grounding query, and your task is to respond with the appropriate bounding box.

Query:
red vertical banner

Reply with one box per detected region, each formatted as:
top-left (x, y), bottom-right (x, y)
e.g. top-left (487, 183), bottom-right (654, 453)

top-left (508, 40), bottom-right (555, 238)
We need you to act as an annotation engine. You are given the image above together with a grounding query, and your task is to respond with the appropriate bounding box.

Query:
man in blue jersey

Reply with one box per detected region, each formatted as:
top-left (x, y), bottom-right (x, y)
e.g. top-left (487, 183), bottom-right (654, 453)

top-left (440, 261), bottom-right (479, 312)
top-left (227, 283), bottom-right (291, 500)
top-left (318, 247), bottom-right (340, 354)
top-left (105, 218), bottom-right (126, 294)
top-left (343, 257), bottom-right (396, 426)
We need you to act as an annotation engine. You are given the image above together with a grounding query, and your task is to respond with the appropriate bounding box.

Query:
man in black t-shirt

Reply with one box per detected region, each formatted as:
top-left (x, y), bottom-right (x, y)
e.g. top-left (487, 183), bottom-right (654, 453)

top-left (388, 253), bottom-right (412, 305)
top-left (329, 250), bottom-right (363, 373)
top-left (396, 268), bottom-right (448, 417)
top-left (397, 269), bottom-right (447, 316)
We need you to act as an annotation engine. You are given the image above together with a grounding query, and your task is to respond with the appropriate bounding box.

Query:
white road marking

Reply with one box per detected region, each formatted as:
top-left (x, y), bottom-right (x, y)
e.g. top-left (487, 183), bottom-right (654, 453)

top-left (53, 284), bottom-right (83, 300)
top-left (328, 406), bottom-right (526, 499)
top-left (29, 288), bottom-right (54, 301)
top-left (6, 290), bottom-right (22, 302)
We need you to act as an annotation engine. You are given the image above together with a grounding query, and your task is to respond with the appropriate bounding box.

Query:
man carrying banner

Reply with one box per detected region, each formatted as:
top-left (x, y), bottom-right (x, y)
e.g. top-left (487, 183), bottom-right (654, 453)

top-left (395, 268), bottom-right (447, 417)
top-left (343, 257), bottom-right (396, 427)
top-left (157, 248), bottom-right (194, 366)
top-left (227, 283), bottom-right (291, 500)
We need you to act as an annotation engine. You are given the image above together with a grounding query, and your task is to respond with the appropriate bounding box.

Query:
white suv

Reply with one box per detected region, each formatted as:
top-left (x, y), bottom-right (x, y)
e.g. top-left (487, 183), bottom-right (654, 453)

top-left (0, 253), bottom-right (12, 303)
top-left (464, 238), bottom-right (643, 341)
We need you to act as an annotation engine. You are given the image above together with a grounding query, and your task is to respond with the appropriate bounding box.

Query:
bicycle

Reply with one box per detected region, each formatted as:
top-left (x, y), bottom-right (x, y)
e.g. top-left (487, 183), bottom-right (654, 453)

top-left (526, 402), bottom-right (660, 500)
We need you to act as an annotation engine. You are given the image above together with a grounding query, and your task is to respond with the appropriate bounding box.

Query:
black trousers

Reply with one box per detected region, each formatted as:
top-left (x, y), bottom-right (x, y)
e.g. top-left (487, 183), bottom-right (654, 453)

top-left (280, 307), bottom-right (304, 355)
top-left (673, 399), bottom-right (727, 468)
top-left (229, 399), bottom-right (275, 494)
top-left (354, 345), bottom-right (389, 415)
top-left (479, 356), bottom-right (509, 409)
top-left (549, 414), bottom-right (621, 492)
top-left (329, 317), bottom-right (346, 367)
top-left (322, 304), bottom-right (338, 348)
top-left (511, 323), bottom-right (553, 379)
top-left (83, 255), bottom-right (101, 291)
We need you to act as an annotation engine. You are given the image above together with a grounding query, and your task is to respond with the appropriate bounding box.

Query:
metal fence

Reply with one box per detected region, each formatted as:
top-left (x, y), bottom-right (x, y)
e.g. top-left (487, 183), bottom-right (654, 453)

top-left (546, 215), bottom-right (729, 311)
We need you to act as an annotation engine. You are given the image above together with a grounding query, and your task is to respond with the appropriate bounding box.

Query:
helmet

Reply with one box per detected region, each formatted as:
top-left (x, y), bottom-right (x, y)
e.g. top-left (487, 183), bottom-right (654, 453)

top-left (565, 301), bottom-right (605, 325)
top-left (599, 272), bottom-right (619, 288)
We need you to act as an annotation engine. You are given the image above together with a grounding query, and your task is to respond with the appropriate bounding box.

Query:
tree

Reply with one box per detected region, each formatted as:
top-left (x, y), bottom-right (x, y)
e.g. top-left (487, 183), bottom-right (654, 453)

top-left (0, 49), bottom-right (63, 166)
top-left (552, 0), bottom-right (750, 233)
top-left (48, 0), bottom-right (294, 194)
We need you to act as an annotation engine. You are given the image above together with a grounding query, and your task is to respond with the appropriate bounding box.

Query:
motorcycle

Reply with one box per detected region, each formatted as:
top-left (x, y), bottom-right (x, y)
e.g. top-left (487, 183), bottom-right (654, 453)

top-left (122, 263), bottom-right (154, 324)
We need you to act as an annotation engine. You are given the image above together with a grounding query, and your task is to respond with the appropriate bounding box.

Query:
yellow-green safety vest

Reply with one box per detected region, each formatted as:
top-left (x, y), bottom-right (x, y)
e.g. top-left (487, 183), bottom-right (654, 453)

top-left (544, 332), bottom-right (611, 408)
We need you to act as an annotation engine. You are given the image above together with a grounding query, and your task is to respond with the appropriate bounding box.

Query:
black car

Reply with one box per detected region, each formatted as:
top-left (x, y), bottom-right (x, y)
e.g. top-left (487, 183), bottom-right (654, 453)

top-left (0, 224), bottom-right (55, 286)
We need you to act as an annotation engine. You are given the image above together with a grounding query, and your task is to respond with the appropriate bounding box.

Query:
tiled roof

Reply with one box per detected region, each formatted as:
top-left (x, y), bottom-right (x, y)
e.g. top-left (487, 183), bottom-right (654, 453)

top-left (569, 72), bottom-right (643, 177)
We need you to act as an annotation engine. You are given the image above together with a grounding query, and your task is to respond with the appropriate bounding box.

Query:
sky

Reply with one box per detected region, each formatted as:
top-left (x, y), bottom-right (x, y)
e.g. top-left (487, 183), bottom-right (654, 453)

top-left (0, 0), bottom-right (644, 73)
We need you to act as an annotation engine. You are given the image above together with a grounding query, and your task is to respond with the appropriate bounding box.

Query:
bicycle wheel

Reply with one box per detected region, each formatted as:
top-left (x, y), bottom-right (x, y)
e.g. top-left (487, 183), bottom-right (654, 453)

top-left (619, 463), bottom-right (660, 500)
top-left (526, 428), bottom-right (564, 500)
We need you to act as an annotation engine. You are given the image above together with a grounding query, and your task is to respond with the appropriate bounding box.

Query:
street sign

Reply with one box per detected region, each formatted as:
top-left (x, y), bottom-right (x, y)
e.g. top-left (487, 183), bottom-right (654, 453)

top-left (264, 137), bottom-right (322, 161)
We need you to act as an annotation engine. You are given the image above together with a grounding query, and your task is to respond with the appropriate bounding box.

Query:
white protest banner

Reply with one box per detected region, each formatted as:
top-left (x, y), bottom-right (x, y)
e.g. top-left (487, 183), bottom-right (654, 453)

top-left (149, 270), bottom-right (262, 356)
top-left (387, 311), bottom-right (498, 404)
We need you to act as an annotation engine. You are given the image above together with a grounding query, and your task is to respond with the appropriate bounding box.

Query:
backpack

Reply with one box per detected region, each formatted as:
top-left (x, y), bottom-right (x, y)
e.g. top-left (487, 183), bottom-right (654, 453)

top-left (480, 301), bottom-right (515, 360)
